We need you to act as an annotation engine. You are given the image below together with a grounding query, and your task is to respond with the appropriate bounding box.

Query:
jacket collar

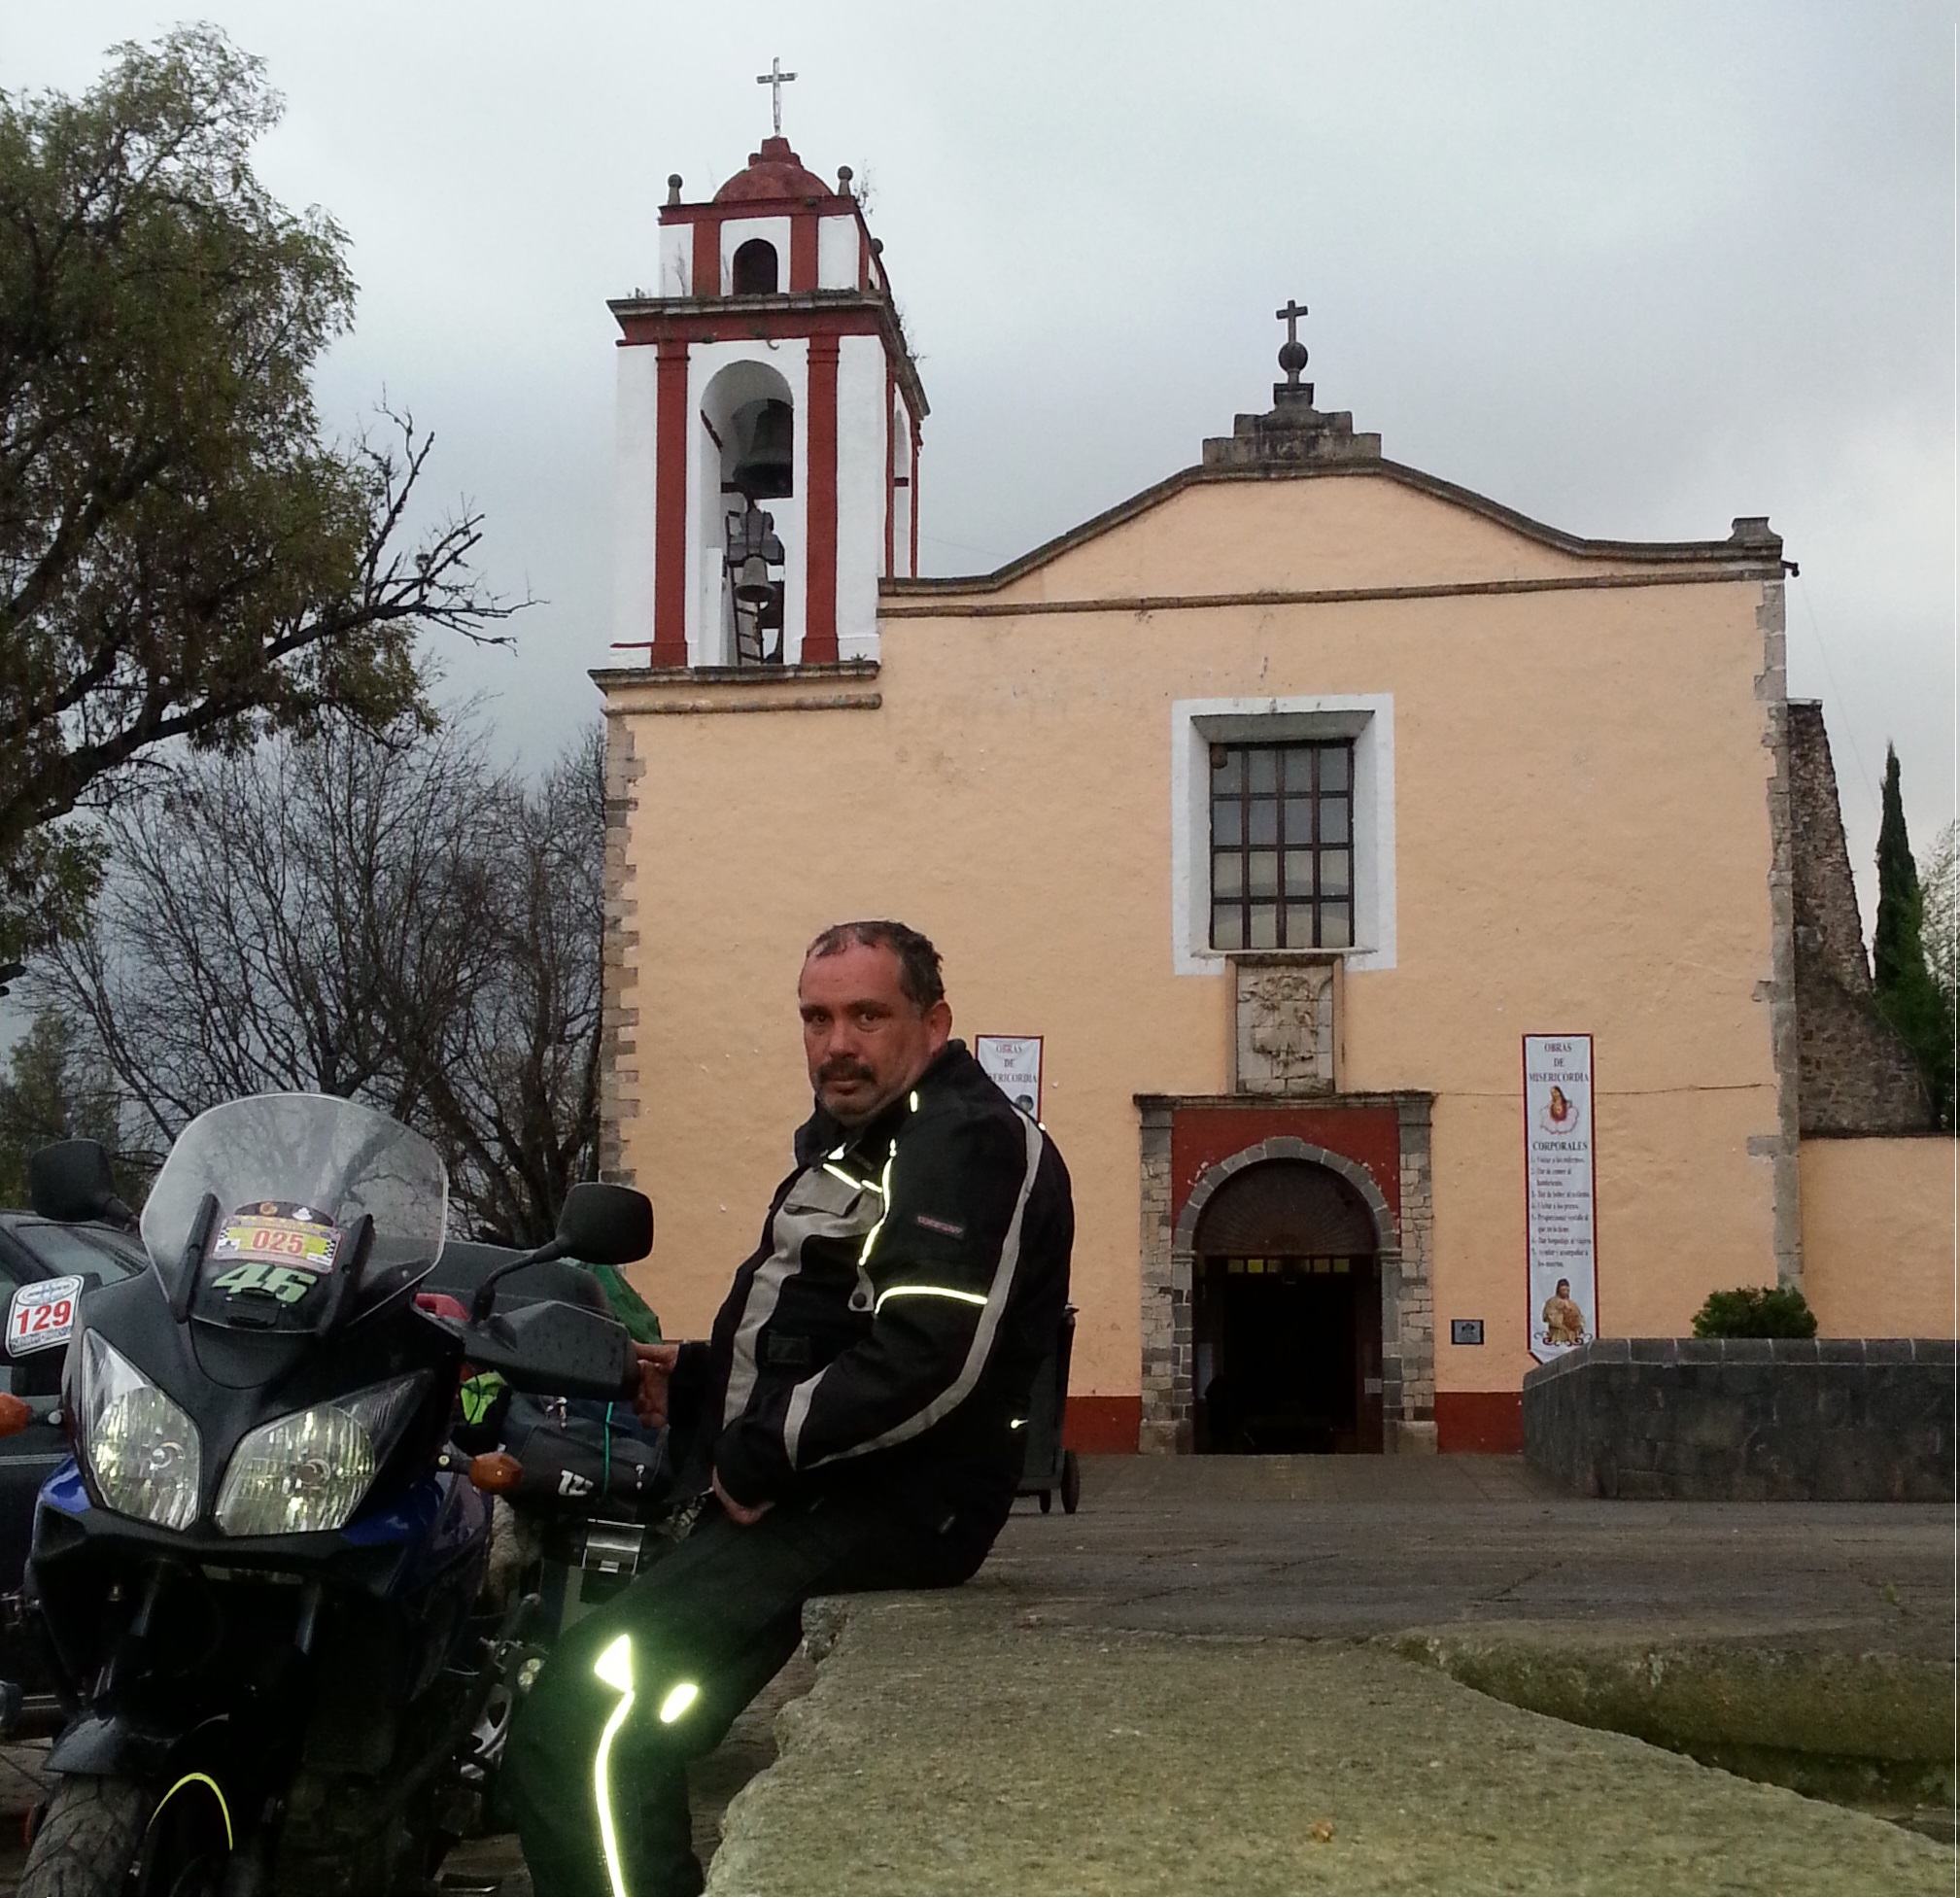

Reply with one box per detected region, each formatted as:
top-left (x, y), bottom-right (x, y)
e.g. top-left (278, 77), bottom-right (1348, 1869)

top-left (794, 1039), bottom-right (971, 1166)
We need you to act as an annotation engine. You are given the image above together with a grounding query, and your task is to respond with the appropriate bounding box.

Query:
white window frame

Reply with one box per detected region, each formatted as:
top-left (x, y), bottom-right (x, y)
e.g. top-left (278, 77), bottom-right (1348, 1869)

top-left (1170, 695), bottom-right (1396, 976)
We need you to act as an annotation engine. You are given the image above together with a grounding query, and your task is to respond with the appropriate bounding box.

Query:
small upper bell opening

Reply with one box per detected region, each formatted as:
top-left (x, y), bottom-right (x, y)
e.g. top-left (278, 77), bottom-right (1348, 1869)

top-left (732, 239), bottom-right (780, 295)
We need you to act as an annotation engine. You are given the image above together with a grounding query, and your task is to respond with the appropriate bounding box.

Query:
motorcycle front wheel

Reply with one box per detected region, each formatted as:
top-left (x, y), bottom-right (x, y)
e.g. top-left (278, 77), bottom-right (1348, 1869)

top-left (18, 1772), bottom-right (232, 1896)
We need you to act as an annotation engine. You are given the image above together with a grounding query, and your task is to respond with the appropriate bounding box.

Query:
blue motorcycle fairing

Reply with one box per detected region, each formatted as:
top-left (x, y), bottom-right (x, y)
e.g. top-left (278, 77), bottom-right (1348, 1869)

top-left (342, 1469), bottom-right (489, 1599)
top-left (34, 1461), bottom-right (489, 1604)
top-left (41, 1459), bottom-right (86, 1517)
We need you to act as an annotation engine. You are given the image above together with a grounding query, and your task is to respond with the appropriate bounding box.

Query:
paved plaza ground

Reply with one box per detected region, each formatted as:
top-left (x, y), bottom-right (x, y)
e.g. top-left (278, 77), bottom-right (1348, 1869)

top-left (0, 1454), bottom-right (1951, 1892)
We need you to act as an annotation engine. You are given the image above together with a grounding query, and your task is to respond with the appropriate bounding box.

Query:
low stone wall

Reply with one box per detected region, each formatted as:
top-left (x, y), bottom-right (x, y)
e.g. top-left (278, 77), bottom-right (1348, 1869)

top-left (1524, 1338), bottom-right (1955, 1501)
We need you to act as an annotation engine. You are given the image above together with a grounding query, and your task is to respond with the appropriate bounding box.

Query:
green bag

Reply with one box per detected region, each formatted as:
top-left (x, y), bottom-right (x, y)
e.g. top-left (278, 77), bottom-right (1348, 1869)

top-left (588, 1260), bottom-right (662, 1344)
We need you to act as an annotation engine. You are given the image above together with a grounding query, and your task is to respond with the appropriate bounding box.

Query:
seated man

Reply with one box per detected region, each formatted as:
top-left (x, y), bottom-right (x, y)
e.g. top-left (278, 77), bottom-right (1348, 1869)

top-left (502, 919), bottom-right (1075, 1895)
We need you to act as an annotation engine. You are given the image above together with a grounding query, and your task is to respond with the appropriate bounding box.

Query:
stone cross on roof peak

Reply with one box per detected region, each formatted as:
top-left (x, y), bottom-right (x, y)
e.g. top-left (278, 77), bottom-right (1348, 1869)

top-left (1275, 297), bottom-right (1312, 401)
top-left (756, 57), bottom-right (797, 137)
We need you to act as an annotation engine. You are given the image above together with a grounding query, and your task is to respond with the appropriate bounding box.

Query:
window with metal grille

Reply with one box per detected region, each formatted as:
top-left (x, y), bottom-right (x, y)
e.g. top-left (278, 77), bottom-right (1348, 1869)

top-left (1209, 741), bottom-right (1354, 949)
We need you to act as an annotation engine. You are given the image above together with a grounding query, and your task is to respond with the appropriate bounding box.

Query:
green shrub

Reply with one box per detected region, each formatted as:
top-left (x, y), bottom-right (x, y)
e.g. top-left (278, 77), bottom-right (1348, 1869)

top-left (1690, 1286), bottom-right (1818, 1339)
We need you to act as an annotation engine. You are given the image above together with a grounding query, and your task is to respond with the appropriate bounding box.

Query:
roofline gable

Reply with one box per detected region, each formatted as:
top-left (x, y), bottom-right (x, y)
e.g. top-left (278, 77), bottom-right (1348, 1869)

top-left (880, 458), bottom-right (1786, 600)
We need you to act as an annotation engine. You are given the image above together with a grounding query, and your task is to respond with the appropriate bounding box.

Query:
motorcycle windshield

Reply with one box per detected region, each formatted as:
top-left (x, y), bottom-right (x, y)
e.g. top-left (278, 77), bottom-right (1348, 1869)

top-left (142, 1094), bottom-right (448, 1329)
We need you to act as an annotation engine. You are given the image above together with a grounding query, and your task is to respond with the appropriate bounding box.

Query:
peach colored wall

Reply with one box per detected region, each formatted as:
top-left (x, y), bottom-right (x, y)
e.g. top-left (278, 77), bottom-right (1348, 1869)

top-left (1801, 1138), bottom-right (1956, 1338)
top-left (605, 472), bottom-right (1784, 1404)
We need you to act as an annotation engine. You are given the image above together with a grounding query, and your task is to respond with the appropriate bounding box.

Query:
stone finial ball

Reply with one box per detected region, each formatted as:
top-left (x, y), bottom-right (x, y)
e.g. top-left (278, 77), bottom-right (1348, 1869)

top-left (1279, 339), bottom-right (1310, 374)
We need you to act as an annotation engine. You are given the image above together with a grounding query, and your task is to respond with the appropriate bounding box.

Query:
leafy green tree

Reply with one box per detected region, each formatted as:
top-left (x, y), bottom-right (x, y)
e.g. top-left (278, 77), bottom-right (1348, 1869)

top-left (0, 27), bottom-right (515, 960)
top-left (0, 1009), bottom-right (123, 1208)
top-left (1872, 746), bottom-right (1954, 1128)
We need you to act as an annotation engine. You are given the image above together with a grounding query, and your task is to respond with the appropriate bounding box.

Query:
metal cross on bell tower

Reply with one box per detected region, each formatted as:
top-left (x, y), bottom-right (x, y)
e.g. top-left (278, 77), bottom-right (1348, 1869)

top-left (1275, 297), bottom-right (1313, 404)
top-left (756, 57), bottom-right (797, 136)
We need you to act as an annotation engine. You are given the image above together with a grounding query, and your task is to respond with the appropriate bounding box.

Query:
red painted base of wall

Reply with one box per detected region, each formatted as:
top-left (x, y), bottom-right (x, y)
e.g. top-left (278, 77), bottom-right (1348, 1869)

top-left (1435, 1391), bottom-right (1524, 1454)
top-left (1064, 1396), bottom-right (1142, 1454)
top-left (1059, 1396), bottom-right (1521, 1456)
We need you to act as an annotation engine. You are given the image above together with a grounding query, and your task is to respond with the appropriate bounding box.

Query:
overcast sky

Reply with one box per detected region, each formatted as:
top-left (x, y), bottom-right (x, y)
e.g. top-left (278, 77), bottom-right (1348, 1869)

top-left (11, 2), bottom-right (1956, 925)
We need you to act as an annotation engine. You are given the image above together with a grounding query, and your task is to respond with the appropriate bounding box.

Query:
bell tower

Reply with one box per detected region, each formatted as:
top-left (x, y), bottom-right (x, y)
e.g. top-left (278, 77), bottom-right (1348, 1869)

top-left (608, 116), bottom-right (926, 669)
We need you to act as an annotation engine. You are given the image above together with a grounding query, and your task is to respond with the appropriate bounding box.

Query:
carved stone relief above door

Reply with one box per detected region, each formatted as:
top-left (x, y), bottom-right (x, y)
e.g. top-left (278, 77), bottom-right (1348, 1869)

top-left (1230, 953), bottom-right (1341, 1096)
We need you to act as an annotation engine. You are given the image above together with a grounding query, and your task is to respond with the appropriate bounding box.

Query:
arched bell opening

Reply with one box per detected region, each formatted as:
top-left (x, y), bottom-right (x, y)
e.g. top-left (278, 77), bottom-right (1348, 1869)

top-left (700, 360), bottom-right (795, 665)
top-left (1191, 1158), bottom-right (1385, 1454)
top-left (731, 238), bottom-right (779, 294)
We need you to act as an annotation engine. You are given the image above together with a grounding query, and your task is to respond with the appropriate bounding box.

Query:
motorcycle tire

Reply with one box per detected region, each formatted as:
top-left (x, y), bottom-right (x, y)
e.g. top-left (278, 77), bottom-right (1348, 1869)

top-left (17, 1775), bottom-right (150, 1896)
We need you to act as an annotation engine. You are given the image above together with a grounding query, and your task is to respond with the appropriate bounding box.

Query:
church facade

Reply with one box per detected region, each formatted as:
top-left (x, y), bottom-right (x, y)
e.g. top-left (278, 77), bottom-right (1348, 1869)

top-left (594, 134), bottom-right (1949, 1455)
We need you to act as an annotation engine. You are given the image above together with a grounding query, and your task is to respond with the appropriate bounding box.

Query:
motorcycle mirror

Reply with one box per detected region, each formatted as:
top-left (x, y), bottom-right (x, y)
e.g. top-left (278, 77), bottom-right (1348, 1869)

top-left (465, 1185), bottom-right (652, 1322)
top-left (554, 1183), bottom-right (653, 1267)
top-left (28, 1140), bottom-right (135, 1229)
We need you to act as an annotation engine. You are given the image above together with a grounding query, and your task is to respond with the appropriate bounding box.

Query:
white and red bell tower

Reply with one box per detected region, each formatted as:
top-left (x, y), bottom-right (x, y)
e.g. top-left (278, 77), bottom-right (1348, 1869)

top-left (608, 119), bottom-right (926, 669)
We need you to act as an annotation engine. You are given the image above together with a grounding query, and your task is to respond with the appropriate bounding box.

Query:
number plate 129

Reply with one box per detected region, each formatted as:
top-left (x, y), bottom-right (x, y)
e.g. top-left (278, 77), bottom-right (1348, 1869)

top-left (8, 1276), bottom-right (83, 1358)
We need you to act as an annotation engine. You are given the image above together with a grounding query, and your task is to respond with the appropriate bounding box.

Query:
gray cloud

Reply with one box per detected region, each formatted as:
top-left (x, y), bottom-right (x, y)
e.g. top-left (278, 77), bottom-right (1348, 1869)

top-left (13, 0), bottom-right (1954, 923)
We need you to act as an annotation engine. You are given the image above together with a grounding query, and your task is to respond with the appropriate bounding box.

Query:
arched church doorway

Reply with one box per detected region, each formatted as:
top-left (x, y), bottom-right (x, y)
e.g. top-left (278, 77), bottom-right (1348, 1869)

top-left (1192, 1158), bottom-right (1384, 1454)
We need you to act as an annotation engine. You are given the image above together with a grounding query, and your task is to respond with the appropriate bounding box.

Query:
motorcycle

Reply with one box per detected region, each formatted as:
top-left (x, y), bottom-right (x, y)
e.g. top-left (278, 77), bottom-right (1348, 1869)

top-left (9, 1092), bottom-right (665, 1895)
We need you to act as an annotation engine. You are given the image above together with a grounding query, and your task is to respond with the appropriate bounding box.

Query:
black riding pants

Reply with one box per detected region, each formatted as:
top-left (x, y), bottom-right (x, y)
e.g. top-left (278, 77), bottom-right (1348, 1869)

top-left (501, 1490), bottom-right (977, 1896)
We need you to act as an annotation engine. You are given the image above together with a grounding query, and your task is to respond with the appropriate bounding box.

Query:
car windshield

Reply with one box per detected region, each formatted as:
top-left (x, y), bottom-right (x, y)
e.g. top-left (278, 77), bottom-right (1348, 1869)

top-left (7, 1223), bottom-right (145, 1286)
top-left (142, 1095), bottom-right (447, 1294)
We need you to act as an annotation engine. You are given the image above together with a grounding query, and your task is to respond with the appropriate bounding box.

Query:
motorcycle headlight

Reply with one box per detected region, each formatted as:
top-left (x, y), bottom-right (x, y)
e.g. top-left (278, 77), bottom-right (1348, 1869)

top-left (215, 1375), bottom-right (424, 1537)
top-left (77, 1331), bottom-right (202, 1533)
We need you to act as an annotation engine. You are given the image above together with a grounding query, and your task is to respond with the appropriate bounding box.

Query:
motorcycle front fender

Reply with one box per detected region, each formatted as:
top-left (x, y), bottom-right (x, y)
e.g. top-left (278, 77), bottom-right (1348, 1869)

top-left (47, 1707), bottom-right (231, 1779)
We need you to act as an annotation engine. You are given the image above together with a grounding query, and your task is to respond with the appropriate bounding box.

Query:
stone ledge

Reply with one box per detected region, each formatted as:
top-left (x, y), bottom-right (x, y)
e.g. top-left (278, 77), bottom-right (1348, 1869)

top-left (1527, 1336), bottom-right (1959, 1388)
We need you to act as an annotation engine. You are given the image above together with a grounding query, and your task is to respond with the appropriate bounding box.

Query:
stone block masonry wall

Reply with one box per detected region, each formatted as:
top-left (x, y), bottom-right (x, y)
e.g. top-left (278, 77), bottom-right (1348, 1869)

top-left (1389, 1097), bottom-right (1436, 1450)
top-left (599, 716), bottom-right (646, 1186)
top-left (1787, 701), bottom-right (1932, 1135)
top-left (1756, 587), bottom-right (1801, 1288)
top-left (1136, 1103), bottom-right (1179, 1453)
top-left (1524, 1337), bottom-right (1955, 1501)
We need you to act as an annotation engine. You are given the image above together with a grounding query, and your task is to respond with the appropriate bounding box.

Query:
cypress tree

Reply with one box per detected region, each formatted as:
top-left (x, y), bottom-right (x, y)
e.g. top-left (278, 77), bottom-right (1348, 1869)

top-left (1873, 745), bottom-right (1954, 1128)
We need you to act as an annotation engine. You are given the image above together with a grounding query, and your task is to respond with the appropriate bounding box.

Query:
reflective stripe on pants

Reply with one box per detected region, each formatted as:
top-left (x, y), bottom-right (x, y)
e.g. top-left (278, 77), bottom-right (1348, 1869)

top-left (501, 1491), bottom-right (975, 1896)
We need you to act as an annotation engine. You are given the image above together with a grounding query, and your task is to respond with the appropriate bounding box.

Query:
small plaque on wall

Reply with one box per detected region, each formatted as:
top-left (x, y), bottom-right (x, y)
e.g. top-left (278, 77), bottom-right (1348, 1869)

top-left (1451, 1319), bottom-right (1485, 1346)
top-left (975, 1035), bottom-right (1043, 1120)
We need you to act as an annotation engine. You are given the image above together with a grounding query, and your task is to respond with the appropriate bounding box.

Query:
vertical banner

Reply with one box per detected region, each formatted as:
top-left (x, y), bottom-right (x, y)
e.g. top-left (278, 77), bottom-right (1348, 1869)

top-left (1523, 1033), bottom-right (1598, 1363)
top-left (975, 1035), bottom-right (1043, 1120)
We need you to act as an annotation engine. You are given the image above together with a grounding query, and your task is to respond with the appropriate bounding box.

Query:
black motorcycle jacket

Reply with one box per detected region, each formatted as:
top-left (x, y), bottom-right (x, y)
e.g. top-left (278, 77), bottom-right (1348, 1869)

top-left (667, 1040), bottom-right (1073, 1544)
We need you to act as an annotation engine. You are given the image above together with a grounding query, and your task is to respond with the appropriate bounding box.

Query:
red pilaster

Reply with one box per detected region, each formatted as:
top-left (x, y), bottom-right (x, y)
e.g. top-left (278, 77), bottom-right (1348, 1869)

top-left (908, 416), bottom-right (920, 578)
top-left (789, 214), bottom-right (818, 292)
top-left (803, 337), bottom-right (841, 663)
top-left (691, 219), bottom-right (720, 298)
top-left (883, 373), bottom-right (897, 577)
top-left (652, 340), bottom-right (690, 667)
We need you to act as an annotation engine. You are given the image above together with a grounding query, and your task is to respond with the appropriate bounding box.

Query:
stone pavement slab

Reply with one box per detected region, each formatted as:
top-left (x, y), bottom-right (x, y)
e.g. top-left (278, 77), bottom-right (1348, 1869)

top-left (708, 1592), bottom-right (1953, 1896)
top-left (978, 1455), bottom-right (1955, 1650)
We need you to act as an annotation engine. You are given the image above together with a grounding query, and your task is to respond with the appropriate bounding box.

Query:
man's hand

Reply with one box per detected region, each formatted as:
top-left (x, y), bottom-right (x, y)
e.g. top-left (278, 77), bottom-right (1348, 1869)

top-left (712, 1468), bottom-right (774, 1526)
top-left (633, 1341), bottom-right (678, 1428)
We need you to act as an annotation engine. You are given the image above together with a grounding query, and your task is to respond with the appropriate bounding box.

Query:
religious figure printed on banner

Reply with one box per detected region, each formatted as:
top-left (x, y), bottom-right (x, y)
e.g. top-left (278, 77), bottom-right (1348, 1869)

top-left (1537, 1084), bottom-right (1584, 1136)
top-left (1540, 1276), bottom-right (1589, 1348)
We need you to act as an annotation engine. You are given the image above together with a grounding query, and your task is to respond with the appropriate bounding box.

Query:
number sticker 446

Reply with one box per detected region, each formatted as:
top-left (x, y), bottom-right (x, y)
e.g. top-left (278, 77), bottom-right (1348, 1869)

top-left (212, 1262), bottom-right (317, 1306)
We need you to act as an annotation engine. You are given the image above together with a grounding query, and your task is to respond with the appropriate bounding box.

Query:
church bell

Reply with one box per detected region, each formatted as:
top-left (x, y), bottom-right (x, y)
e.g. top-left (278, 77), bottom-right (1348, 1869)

top-left (726, 504), bottom-right (784, 606)
top-left (731, 398), bottom-right (794, 501)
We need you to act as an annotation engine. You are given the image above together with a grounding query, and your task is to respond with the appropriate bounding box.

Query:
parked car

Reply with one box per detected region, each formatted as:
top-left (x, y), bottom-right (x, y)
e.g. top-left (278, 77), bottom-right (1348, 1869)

top-left (0, 1210), bottom-right (146, 1595)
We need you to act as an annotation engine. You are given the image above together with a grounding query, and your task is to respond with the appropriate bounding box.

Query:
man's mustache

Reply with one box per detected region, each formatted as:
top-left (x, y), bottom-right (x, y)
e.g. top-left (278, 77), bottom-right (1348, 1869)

top-left (819, 1059), bottom-right (876, 1087)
